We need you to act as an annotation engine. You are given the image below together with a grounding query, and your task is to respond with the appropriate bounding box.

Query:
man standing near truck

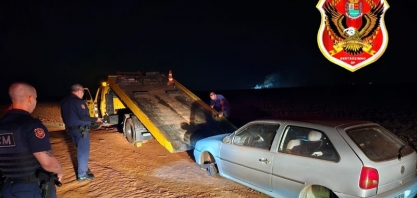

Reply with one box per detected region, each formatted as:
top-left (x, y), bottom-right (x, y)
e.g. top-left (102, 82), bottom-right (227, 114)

top-left (0, 82), bottom-right (63, 198)
top-left (60, 84), bottom-right (103, 182)
top-left (209, 92), bottom-right (230, 118)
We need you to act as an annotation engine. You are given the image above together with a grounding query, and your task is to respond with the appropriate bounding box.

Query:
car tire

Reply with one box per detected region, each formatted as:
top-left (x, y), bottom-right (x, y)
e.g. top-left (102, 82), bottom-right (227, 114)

top-left (207, 163), bottom-right (218, 176)
top-left (300, 185), bottom-right (337, 198)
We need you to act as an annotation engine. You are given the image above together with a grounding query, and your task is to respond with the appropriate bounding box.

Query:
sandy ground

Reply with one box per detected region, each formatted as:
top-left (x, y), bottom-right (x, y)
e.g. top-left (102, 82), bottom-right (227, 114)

top-left (1, 85), bottom-right (416, 198)
top-left (25, 103), bottom-right (268, 198)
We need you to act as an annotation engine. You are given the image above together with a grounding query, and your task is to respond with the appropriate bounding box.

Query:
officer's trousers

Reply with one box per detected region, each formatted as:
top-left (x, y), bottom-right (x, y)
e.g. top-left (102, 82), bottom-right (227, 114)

top-left (1, 181), bottom-right (57, 198)
top-left (68, 129), bottom-right (90, 178)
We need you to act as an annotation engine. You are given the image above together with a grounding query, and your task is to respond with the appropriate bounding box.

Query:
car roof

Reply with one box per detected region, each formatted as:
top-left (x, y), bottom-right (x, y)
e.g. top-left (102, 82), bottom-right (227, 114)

top-left (254, 116), bottom-right (373, 128)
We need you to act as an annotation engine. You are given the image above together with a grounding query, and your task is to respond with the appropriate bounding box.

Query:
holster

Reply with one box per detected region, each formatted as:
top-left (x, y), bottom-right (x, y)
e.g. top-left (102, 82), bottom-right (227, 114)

top-left (78, 126), bottom-right (91, 138)
top-left (35, 169), bottom-right (62, 198)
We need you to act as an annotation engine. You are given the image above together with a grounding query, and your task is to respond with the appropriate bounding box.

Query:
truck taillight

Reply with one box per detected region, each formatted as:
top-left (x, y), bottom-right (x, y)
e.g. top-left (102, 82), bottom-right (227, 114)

top-left (359, 166), bottom-right (379, 189)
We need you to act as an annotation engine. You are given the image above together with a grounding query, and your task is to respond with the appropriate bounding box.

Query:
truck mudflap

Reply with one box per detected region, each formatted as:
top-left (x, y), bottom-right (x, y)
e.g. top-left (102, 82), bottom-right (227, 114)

top-left (107, 72), bottom-right (237, 153)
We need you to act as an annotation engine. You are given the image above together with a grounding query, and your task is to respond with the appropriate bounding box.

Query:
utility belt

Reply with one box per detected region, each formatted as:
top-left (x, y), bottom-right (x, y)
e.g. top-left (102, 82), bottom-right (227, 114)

top-left (3, 170), bottom-right (62, 198)
top-left (66, 125), bottom-right (91, 138)
top-left (66, 125), bottom-right (90, 130)
top-left (4, 175), bottom-right (38, 183)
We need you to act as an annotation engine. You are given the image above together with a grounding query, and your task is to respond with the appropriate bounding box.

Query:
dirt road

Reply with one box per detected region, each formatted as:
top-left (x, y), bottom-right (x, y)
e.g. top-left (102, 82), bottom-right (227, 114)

top-left (50, 127), bottom-right (267, 198)
top-left (0, 102), bottom-right (265, 198)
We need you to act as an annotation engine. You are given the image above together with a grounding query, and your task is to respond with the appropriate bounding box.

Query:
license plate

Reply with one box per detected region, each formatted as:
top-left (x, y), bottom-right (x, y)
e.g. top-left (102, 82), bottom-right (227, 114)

top-left (395, 192), bottom-right (404, 198)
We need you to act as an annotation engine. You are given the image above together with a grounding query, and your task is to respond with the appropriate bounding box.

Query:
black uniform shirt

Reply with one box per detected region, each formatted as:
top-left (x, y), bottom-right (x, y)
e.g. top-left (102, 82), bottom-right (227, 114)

top-left (0, 109), bottom-right (50, 177)
top-left (60, 94), bottom-right (96, 127)
top-left (0, 109), bottom-right (52, 152)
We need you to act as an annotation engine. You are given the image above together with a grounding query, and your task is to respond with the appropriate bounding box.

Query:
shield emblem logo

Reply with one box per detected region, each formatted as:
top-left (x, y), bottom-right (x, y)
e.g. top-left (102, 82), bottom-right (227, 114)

top-left (316, 0), bottom-right (389, 72)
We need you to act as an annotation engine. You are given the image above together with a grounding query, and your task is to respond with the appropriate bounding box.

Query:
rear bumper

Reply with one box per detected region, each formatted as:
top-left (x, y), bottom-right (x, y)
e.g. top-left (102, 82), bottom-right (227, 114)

top-left (376, 177), bottom-right (417, 198)
top-left (334, 177), bottom-right (417, 198)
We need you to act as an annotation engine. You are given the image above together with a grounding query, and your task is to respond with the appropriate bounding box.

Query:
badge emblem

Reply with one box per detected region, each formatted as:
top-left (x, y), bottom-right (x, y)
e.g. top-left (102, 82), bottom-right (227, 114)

top-left (34, 128), bottom-right (45, 139)
top-left (81, 104), bottom-right (85, 109)
top-left (316, 0), bottom-right (389, 72)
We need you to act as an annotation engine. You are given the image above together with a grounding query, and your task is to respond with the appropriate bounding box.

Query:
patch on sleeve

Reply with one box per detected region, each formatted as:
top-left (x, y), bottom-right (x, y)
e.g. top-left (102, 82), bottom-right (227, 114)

top-left (34, 128), bottom-right (46, 139)
top-left (81, 104), bottom-right (85, 109)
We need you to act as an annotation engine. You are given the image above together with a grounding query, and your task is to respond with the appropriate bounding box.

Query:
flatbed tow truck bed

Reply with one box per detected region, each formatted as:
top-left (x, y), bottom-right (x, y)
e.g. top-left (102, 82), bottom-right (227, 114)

top-left (107, 73), bottom-right (236, 153)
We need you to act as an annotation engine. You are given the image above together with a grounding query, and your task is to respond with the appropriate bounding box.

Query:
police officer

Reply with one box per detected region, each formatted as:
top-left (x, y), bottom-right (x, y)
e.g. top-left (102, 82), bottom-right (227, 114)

top-left (60, 84), bottom-right (103, 182)
top-left (0, 82), bottom-right (63, 198)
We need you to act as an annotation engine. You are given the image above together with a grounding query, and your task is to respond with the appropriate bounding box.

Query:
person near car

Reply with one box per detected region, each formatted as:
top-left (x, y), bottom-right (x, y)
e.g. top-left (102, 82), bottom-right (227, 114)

top-left (0, 82), bottom-right (63, 198)
top-left (60, 84), bottom-right (103, 182)
top-left (209, 92), bottom-right (230, 118)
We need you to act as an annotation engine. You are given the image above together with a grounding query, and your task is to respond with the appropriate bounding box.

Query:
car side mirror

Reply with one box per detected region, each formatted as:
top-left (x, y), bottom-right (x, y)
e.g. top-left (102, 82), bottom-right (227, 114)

top-left (222, 135), bottom-right (231, 143)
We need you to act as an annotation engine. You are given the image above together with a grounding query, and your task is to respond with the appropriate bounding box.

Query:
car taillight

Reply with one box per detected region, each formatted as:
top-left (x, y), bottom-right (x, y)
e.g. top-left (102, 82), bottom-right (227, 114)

top-left (359, 166), bottom-right (379, 189)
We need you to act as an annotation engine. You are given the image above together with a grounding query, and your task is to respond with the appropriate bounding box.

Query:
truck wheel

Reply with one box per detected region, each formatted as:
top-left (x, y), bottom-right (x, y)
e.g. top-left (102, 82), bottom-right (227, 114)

top-left (124, 118), bottom-right (135, 143)
top-left (123, 114), bottom-right (152, 144)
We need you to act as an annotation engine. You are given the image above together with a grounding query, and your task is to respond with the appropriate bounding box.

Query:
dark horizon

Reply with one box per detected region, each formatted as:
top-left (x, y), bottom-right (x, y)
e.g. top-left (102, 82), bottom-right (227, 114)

top-left (1, 81), bottom-right (415, 105)
top-left (1, 1), bottom-right (416, 102)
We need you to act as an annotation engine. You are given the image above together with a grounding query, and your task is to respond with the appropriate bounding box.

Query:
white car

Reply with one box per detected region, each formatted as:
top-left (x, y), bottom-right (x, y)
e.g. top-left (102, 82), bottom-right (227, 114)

top-left (193, 117), bottom-right (417, 198)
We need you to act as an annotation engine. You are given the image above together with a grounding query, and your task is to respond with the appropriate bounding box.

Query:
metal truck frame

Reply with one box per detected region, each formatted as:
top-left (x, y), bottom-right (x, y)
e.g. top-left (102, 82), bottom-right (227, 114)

top-left (84, 71), bottom-right (236, 153)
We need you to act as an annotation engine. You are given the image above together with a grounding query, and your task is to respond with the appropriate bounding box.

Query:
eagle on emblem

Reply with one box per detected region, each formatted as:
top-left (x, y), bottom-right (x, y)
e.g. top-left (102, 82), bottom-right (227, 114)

top-left (324, 1), bottom-right (384, 55)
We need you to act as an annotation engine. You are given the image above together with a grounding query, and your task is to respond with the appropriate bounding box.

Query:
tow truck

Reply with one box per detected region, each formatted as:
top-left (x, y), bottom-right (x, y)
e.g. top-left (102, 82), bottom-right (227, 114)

top-left (83, 71), bottom-right (236, 153)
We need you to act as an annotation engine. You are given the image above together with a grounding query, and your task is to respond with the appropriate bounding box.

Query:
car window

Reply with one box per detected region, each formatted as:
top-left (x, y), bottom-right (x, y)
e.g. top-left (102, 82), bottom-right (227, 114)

top-left (279, 125), bottom-right (340, 162)
top-left (346, 126), bottom-right (415, 162)
top-left (232, 123), bottom-right (279, 150)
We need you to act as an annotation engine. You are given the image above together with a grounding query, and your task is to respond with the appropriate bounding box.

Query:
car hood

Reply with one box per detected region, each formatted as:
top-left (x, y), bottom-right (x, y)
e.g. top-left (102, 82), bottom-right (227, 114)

top-left (195, 133), bottom-right (231, 150)
top-left (204, 133), bottom-right (231, 141)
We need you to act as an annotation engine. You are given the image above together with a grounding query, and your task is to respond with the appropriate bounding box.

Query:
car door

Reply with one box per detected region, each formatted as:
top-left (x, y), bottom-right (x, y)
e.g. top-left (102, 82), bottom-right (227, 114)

top-left (272, 125), bottom-right (342, 198)
top-left (219, 122), bottom-right (279, 192)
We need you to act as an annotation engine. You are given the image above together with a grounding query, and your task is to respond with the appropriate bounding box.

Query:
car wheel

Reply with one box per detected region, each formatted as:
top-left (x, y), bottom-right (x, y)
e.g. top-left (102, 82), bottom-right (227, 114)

top-left (207, 163), bottom-right (218, 176)
top-left (300, 185), bottom-right (338, 198)
top-left (202, 152), bottom-right (218, 176)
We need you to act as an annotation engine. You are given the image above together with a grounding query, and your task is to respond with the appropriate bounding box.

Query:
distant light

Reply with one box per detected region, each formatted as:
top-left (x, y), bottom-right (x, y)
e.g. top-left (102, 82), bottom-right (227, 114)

top-left (253, 73), bottom-right (279, 89)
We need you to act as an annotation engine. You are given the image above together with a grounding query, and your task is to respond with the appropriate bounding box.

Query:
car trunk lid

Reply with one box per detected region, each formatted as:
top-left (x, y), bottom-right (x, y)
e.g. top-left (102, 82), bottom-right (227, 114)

top-left (339, 124), bottom-right (417, 194)
top-left (371, 153), bottom-right (417, 194)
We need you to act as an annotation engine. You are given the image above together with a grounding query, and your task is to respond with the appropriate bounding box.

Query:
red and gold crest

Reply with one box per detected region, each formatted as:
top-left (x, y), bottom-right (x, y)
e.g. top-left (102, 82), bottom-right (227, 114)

top-left (316, 0), bottom-right (389, 72)
top-left (34, 128), bottom-right (45, 139)
top-left (81, 104), bottom-right (85, 109)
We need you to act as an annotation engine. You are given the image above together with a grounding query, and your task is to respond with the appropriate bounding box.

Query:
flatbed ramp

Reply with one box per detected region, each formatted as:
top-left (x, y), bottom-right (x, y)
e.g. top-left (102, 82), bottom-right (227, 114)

top-left (107, 74), bottom-right (237, 153)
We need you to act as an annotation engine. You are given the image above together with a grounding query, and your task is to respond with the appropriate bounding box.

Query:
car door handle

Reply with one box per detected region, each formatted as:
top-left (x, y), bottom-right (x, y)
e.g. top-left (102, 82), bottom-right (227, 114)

top-left (258, 158), bottom-right (270, 164)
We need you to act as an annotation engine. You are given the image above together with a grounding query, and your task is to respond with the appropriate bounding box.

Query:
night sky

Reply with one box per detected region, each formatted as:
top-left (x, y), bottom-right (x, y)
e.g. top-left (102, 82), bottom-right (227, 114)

top-left (0, 1), bottom-right (416, 102)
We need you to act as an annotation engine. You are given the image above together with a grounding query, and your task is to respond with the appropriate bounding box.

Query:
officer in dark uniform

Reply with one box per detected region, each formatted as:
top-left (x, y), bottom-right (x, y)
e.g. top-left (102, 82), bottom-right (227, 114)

top-left (60, 84), bottom-right (102, 182)
top-left (0, 82), bottom-right (63, 198)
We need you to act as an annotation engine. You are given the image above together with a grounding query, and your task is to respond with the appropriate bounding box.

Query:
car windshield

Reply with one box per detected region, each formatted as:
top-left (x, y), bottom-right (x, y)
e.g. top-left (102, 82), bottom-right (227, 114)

top-left (346, 126), bottom-right (415, 162)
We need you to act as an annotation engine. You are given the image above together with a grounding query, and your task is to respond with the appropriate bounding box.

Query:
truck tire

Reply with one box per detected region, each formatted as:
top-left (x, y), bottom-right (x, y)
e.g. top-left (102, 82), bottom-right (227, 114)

top-left (123, 114), bottom-right (153, 144)
top-left (123, 117), bottom-right (135, 143)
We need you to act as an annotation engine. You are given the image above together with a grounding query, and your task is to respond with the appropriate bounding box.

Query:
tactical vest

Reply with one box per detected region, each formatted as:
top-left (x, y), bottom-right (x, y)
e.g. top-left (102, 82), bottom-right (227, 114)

top-left (0, 113), bottom-right (42, 178)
